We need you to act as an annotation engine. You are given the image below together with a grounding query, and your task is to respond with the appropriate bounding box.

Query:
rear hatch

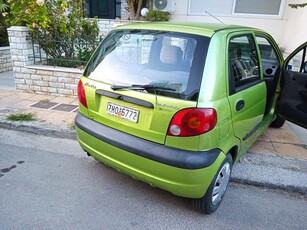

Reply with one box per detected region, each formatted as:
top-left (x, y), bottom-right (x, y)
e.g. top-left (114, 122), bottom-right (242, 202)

top-left (80, 28), bottom-right (210, 145)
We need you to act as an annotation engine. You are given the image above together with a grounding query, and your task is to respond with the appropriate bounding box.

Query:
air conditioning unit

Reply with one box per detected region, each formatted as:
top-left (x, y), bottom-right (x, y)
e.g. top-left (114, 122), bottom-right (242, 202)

top-left (153, 0), bottom-right (175, 12)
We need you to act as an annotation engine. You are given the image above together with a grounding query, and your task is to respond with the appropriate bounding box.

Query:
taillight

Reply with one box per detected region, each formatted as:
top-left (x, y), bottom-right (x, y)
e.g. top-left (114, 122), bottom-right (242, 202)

top-left (167, 108), bottom-right (217, 137)
top-left (77, 80), bottom-right (88, 108)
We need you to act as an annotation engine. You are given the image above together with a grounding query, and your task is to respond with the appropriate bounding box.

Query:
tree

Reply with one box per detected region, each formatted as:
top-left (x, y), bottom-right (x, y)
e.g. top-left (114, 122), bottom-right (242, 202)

top-left (126, 0), bottom-right (144, 20)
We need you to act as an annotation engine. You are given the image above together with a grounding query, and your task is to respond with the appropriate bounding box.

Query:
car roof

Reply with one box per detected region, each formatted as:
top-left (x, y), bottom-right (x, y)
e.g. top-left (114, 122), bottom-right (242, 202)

top-left (113, 22), bottom-right (260, 37)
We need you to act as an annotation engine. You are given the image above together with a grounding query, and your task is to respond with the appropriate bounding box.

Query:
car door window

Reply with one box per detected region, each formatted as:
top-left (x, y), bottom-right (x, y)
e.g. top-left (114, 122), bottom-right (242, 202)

top-left (228, 34), bottom-right (260, 94)
top-left (255, 35), bottom-right (281, 115)
top-left (287, 47), bottom-right (307, 72)
top-left (255, 36), bottom-right (280, 78)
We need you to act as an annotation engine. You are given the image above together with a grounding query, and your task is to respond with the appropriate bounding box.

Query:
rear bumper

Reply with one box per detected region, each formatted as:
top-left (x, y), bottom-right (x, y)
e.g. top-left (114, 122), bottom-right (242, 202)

top-left (75, 113), bottom-right (221, 169)
top-left (75, 112), bottom-right (225, 198)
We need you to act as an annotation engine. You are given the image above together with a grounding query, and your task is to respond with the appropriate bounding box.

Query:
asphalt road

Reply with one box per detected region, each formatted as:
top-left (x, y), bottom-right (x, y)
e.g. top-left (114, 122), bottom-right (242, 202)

top-left (1, 128), bottom-right (306, 230)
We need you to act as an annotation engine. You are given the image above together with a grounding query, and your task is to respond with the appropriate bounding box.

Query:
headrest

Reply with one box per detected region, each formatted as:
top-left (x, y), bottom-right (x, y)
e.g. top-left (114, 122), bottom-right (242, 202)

top-left (160, 45), bottom-right (183, 64)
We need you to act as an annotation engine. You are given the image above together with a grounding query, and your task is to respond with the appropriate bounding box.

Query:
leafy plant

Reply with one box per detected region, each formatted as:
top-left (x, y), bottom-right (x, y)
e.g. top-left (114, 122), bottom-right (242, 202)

top-left (289, 3), bottom-right (307, 9)
top-left (145, 9), bottom-right (171, 21)
top-left (6, 112), bottom-right (36, 121)
top-left (7, 0), bottom-right (100, 67)
top-left (0, 0), bottom-right (9, 47)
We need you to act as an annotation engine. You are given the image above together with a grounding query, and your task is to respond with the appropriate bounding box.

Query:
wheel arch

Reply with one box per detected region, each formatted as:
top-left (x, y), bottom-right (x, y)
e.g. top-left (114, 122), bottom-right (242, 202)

top-left (228, 145), bottom-right (239, 164)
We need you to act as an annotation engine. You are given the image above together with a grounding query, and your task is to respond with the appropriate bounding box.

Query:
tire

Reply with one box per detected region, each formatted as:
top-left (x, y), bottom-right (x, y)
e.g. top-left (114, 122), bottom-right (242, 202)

top-left (270, 115), bottom-right (286, 128)
top-left (192, 154), bottom-right (233, 214)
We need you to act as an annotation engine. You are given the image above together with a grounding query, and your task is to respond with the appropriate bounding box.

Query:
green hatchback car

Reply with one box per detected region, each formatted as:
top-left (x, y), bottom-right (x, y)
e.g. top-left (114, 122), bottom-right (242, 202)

top-left (75, 22), bottom-right (307, 214)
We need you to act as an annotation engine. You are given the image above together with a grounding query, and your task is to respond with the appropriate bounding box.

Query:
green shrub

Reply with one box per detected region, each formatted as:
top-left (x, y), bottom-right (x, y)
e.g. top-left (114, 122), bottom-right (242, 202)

top-left (145, 9), bottom-right (171, 21)
top-left (7, 0), bottom-right (100, 67)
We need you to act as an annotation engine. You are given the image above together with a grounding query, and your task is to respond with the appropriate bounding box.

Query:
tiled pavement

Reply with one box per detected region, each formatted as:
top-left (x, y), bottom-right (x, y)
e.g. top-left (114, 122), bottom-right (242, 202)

top-left (0, 89), bottom-right (306, 160)
top-left (0, 90), bottom-right (77, 128)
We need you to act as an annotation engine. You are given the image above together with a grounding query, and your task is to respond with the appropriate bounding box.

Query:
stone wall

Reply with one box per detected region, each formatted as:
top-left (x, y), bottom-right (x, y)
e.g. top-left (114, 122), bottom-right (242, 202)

top-left (0, 46), bottom-right (12, 73)
top-left (7, 26), bottom-right (82, 97)
top-left (13, 65), bottom-right (82, 96)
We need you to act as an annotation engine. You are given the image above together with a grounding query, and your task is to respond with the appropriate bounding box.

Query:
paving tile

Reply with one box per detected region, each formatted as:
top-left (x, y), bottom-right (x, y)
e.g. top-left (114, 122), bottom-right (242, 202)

top-left (13, 100), bottom-right (37, 109)
top-left (50, 96), bottom-right (76, 104)
top-left (0, 98), bottom-right (20, 107)
top-left (272, 142), bottom-right (307, 160)
top-left (0, 90), bottom-right (15, 97)
top-left (51, 104), bottom-right (78, 112)
top-left (44, 111), bottom-right (76, 125)
top-left (28, 94), bottom-right (56, 102)
top-left (30, 101), bottom-right (59, 109)
top-left (0, 107), bottom-right (21, 115)
top-left (5, 92), bottom-right (36, 100)
top-left (257, 130), bottom-right (271, 142)
top-left (265, 123), bottom-right (301, 145)
top-left (71, 99), bottom-right (79, 106)
top-left (249, 140), bottom-right (277, 156)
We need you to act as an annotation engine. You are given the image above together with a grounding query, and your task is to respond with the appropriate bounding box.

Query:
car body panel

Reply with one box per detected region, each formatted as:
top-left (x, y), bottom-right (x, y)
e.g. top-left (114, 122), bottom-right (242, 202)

top-left (76, 123), bottom-right (225, 198)
top-left (75, 22), bottom-right (306, 200)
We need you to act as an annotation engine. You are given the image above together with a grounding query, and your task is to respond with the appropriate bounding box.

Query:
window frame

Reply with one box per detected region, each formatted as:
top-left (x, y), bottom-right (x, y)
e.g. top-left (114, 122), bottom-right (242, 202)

top-left (187, 0), bottom-right (286, 19)
top-left (227, 33), bottom-right (262, 95)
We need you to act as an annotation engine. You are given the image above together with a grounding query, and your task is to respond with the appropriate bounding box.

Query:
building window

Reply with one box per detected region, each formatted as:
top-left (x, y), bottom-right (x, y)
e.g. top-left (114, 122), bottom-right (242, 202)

top-left (234, 0), bottom-right (282, 15)
top-left (189, 0), bottom-right (233, 15)
top-left (188, 0), bottom-right (285, 18)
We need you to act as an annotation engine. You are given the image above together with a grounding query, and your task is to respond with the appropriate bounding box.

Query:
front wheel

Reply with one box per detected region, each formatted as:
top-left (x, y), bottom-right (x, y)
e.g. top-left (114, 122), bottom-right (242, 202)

top-left (192, 154), bottom-right (233, 214)
top-left (270, 115), bottom-right (286, 128)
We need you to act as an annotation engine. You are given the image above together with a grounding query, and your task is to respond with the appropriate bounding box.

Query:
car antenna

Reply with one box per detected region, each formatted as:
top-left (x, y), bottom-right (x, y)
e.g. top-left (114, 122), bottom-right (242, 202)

top-left (205, 10), bottom-right (224, 24)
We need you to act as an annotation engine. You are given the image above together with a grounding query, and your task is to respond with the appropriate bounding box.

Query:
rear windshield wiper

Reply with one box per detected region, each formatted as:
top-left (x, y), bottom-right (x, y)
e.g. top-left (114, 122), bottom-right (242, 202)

top-left (111, 84), bottom-right (176, 91)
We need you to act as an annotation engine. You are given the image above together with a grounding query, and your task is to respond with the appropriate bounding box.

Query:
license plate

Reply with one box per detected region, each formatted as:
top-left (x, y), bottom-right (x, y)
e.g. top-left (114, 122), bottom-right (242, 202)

top-left (106, 102), bottom-right (139, 123)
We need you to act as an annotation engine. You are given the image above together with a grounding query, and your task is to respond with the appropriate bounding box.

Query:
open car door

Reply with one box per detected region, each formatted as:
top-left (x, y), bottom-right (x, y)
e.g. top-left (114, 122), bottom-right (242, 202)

top-left (278, 42), bottom-right (307, 129)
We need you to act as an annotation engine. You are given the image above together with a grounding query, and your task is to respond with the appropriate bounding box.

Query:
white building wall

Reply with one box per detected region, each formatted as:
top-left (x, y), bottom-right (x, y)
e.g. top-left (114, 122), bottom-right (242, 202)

top-left (281, 0), bottom-right (307, 55)
top-left (170, 0), bottom-right (307, 54)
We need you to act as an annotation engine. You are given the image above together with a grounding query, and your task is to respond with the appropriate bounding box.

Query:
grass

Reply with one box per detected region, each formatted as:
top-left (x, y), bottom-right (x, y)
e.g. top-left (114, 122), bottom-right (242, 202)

top-left (39, 99), bottom-right (50, 103)
top-left (6, 112), bottom-right (36, 121)
top-left (68, 122), bottom-right (75, 130)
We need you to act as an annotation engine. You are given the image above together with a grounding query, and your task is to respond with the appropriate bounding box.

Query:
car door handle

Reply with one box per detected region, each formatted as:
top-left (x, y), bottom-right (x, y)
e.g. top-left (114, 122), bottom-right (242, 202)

top-left (236, 100), bottom-right (245, 111)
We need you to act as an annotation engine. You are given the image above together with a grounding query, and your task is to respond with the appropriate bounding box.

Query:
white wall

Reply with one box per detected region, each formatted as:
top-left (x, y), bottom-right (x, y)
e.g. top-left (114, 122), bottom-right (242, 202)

top-left (170, 0), bottom-right (307, 53)
top-left (281, 0), bottom-right (307, 55)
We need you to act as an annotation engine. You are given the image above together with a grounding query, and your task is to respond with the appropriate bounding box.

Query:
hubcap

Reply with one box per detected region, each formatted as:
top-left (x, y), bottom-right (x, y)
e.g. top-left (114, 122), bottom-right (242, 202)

top-left (211, 162), bottom-right (231, 206)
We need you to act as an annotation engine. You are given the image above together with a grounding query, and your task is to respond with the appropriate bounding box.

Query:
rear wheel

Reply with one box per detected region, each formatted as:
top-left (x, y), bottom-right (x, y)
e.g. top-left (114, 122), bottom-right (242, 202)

top-left (192, 154), bottom-right (233, 214)
top-left (270, 115), bottom-right (285, 128)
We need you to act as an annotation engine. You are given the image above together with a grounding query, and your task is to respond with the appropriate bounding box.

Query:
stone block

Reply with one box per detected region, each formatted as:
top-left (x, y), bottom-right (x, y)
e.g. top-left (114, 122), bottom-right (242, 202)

top-left (33, 80), bottom-right (49, 87)
top-left (13, 61), bottom-right (24, 67)
top-left (30, 74), bottom-right (43, 80)
top-left (25, 79), bottom-right (33, 85)
top-left (29, 85), bottom-right (42, 91)
top-left (23, 68), bottom-right (37, 74)
top-left (65, 83), bottom-right (77, 90)
top-left (49, 82), bottom-right (64, 88)
top-left (53, 71), bottom-right (69, 77)
top-left (42, 75), bottom-right (58, 82)
top-left (14, 78), bottom-right (25, 84)
top-left (58, 77), bottom-right (75, 83)
top-left (57, 88), bottom-right (73, 96)
top-left (16, 84), bottom-right (30, 90)
top-left (37, 70), bottom-right (54, 76)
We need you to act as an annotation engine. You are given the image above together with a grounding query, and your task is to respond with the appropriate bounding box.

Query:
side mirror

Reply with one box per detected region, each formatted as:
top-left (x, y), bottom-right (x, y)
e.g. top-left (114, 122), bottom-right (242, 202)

top-left (304, 61), bottom-right (307, 73)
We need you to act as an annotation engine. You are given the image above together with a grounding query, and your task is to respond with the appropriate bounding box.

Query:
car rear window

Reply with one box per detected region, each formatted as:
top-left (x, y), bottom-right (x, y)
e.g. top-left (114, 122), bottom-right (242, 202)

top-left (84, 29), bottom-right (210, 101)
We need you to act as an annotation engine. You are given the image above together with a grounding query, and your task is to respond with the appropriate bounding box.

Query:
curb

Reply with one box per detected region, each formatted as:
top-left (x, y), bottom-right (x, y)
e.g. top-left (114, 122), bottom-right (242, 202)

top-left (0, 119), bottom-right (76, 140)
top-left (231, 152), bottom-right (307, 195)
top-left (1, 119), bottom-right (306, 195)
